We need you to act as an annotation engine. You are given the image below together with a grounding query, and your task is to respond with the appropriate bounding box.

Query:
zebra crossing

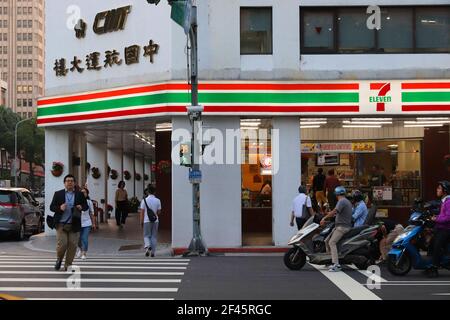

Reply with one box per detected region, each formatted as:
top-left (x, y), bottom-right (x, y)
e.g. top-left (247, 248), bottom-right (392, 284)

top-left (0, 255), bottom-right (189, 300)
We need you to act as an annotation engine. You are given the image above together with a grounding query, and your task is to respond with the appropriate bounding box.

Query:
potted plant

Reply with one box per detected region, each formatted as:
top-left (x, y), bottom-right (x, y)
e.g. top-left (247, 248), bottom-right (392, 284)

top-left (110, 169), bottom-right (118, 180)
top-left (129, 197), bottom-right (140, 213)
top-left (51, 161), bottom-right (64, 177)
top-left (91, 167), bottom-right (101, 179)
top-left (135, 172), bottom-right (142, 181)
top-left (124, 170), bottom-right (131, 181)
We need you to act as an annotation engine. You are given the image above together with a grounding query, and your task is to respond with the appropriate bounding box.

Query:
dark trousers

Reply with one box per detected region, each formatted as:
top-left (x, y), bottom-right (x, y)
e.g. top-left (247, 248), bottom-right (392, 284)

top-left (115, 201), bottom-right (128, 226)
top-left (296, 217), bottom-right (308, 230)
top-left (327, 192), bottom-right (338, 210)
top-left (432, 228), bottom-right (450, 266)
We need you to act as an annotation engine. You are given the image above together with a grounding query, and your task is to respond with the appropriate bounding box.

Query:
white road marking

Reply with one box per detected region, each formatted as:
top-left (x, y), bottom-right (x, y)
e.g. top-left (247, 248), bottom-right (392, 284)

top-left (0, 261), bottom-right (189, 265)
top-left (0, 257), bottom-right (190, 262)
top-left (310, 263), bottom-right (382, 300)
top-left (0, 287), bottom-right (178, 292)
top-left (0, 278), bottom-right (182, 283)
top-left (432, 293), bottom-right (450, 296)
top-left (26, 298), bottom-right (175, 300)
top-left (0, 265), bottom-right (186, 269)
top-left (0, 271), bottom-right (184, 275)
top-left (347, 265), bottom-right (388, 283)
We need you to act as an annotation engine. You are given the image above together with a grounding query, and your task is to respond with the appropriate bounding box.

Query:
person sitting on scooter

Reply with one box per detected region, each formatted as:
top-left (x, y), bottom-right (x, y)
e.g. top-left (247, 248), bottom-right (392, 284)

top-left (351, 190), bottom-right (368, 227)
top-left (427, 181), bottom-right (450, 277)
top-left (320, 186), bottom-right (353, 272)
top-left (290, 185), bottom-right (315, 230)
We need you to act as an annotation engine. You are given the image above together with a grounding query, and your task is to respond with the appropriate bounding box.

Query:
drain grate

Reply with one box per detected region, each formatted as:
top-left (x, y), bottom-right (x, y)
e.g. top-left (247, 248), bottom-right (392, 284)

top-left (118, 244), bottom-right (143, 251)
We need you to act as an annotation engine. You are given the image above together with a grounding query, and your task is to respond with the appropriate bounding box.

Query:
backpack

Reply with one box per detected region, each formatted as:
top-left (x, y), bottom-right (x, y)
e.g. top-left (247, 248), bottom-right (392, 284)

top-left (143, 197), bottom-right (157, 222)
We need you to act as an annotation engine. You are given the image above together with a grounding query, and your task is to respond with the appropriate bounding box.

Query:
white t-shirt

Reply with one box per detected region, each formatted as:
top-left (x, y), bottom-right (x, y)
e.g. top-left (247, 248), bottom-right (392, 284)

top-left (81, 199), bottom-right (94, 228)
top-left (140, 195), bottom-right (162, 223)
top-left (291, 193), bottom-right (312, 218)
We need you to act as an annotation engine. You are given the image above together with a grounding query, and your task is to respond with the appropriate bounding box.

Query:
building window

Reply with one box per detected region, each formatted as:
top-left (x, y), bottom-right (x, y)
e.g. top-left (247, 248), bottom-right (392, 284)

top-left (240, 7), bottom-right (273, 55)
top-left (17, 99), bottom-right (22, 107)
top-left (300, 6), bottom-right (450, 54)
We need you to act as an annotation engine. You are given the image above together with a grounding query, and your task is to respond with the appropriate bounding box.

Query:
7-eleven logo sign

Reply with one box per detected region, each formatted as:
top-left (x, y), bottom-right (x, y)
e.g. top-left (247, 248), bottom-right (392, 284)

top-left (370, 83), bottom-right (391, 112)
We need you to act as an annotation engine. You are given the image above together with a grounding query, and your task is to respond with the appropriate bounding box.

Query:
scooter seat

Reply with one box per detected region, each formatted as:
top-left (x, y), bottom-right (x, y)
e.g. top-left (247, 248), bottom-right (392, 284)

top-left (341, 225), bottom-right (369, 240)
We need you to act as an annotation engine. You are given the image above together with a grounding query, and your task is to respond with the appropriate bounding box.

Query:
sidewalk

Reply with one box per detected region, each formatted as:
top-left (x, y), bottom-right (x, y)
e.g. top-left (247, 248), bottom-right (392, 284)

top-left (27, 213), bottom-right (173, 256)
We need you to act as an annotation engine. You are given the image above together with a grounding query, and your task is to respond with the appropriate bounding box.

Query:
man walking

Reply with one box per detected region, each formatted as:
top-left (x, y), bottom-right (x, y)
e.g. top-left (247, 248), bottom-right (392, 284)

top-left (320, 186), bottom-right (353, 272)
top-left (312, 168), bottom-right (327, 210)
top-left (290, 185), bottom-right (315, 230)
top-left (50, 174), bottom-right (88, 271)
top-left (139, 185), bottom-right (162, 257)
top-left (324, 169), bottom-right (341, 209)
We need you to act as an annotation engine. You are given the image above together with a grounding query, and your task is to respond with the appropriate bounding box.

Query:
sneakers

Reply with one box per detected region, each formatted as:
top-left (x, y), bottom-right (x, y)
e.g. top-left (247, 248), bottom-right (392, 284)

top-left (151, 253), bottom-right (155, 258)
top-left (328, 264), bottom-right (342, 272)
top-left (81, 254), bottom-right (87, 260)
top-left (75, 249), bottom-right (81, 259)
top-left (54, 259), bottom-right (62, 271)
top-left (145, 247), bottom-right (151, 257)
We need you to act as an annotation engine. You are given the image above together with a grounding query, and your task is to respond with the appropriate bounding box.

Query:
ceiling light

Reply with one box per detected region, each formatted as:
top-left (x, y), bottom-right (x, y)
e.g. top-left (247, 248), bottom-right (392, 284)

top-left (405, 124), bottom-right (444, 127)
top-left (417, 117), bottom-right (448, 120)
top-left (300, 121), bottom-right (327, 125)
top-left (343, 121), bottom-right (392, 125)
top-left (351, 118), bottom-right (393, 121)
top-left (300, 125), bottom-right (321, 129)
top-left (343, 125), bottom-right (382, 128)
top-left (404, 121), bottom-right (450, 124)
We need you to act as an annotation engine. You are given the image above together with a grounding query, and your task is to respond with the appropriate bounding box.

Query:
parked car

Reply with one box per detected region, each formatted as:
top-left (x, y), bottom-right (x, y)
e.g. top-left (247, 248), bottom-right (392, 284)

top-left (0, 188), bottom-right (43, 240)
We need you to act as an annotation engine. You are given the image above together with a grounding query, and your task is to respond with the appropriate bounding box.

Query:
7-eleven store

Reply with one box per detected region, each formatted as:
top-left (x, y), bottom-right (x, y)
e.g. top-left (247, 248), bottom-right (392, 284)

top-left (38, 80), bottom-right (450, 252)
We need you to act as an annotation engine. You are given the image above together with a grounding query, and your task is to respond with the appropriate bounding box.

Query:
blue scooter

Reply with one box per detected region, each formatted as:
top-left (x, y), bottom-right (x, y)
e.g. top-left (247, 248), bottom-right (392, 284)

top-left (387, 201), bottom-right (450, 276)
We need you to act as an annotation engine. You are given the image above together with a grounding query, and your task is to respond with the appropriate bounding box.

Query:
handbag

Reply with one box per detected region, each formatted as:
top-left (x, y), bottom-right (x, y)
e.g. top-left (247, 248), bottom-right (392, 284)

top-left (301, 196), bottom-right (311, 219)
top-left (143, 198), bottom-right (157, 223)
top-left (46, 215), bottom-right (55, 229)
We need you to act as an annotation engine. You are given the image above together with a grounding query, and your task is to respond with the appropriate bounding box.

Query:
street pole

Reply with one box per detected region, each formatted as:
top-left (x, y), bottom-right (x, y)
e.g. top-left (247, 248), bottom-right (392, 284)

top-left (14, 118), bottom-right (31, 187)
top-left (184, 2), bottom-right (208, 257)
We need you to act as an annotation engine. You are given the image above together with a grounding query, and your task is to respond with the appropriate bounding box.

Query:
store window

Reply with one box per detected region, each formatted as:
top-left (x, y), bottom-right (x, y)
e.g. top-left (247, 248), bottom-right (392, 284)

top-left (240, 7), bottom-right (273, 55)
top-left (302, 11), bottom-right (334, 52)
top-left (338, 8), bottom-right (375, 53)
top-left (302, 140), bottom-right (421, 207)
top-left (416, 7), bottom-right (450, 52)
top-left (241, 119), bottom-right (273, 246)
top-left (378, 7), bottom-right (414, 52)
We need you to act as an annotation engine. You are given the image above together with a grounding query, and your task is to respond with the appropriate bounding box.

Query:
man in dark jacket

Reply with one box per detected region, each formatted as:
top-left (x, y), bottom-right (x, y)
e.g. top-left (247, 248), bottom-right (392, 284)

top-left (50, 174), bottom-right (88, 271)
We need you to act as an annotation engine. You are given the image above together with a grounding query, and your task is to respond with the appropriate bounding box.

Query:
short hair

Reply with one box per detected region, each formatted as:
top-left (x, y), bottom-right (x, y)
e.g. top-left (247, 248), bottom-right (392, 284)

top-left (147, 185), bottom-right (156, 195)
top-left (64, 174), bottom-right (76, 183)
top-left (328, 169), bottom-right (334, 176)
top-left (118, 181), bottom-right (125, 188)
top-left (318, 168), bottom-right (323, 174)
top-left (298, 185), bottom-right (307, 194)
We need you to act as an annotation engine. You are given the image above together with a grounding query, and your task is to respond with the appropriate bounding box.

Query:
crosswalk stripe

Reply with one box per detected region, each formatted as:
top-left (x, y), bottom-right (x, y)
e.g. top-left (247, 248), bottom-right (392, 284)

top-left (0, 287), bottom-right (179, 292)
top-left (0, 265), bottom-right (186, 269)
top-left (26, 298), bottom-right (175, 300)
top-left (0, 258), bottom-right (190, 262)
top-left (0, 262), bottom-right (189, 265)
top-left (0, 278), bottom-right (181, 283)
top-left (0, 271), bottom-right (184, 275)
top-left (310, 263), bottom-right (382, 300)
top-left (347, 265), bottom-right (388, 283)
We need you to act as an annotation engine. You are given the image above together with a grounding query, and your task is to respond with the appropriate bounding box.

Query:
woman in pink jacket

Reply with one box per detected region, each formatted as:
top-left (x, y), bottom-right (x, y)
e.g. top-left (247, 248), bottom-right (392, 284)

top-left (429, 181), bottom-right (450, 277)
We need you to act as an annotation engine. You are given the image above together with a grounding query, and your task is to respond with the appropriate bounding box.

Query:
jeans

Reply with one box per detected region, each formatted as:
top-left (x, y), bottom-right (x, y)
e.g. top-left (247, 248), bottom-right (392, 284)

top-left (143, 221), bottom-right (159, 255)
top-left (79, 226), bottom-right (91, 252)
top-left (432, 228), bottom-right (450, 267)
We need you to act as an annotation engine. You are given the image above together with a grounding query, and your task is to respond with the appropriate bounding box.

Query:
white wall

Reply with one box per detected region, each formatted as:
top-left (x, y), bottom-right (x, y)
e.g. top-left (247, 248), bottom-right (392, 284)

top-left (44, 129), bottom-right (71, 236)
top-left (171, 117), bottom-right (193, 248)
top-left (107, 149), bottom-right (122, 212)
top-left (86, 143), bottom-right (107, 212)
top-left (122, 154), bottom-right (135, 199)
top-left (135, 155), bottom-right (144, 200)
top-left (272, 117), bottom-right (302, 246)
top-left (200, 117), bottom-right (242, 247)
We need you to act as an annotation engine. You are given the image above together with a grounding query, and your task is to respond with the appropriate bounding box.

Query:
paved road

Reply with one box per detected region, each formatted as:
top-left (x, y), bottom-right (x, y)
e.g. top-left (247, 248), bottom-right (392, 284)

top-left (0, 252), bottom-right (449, 300)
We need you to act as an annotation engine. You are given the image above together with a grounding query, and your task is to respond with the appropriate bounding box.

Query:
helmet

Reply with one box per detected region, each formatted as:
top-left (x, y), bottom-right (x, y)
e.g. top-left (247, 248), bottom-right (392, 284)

top-left (438, 181), bottom-right (450, 194)
top-left (351, 190), bottom-right (364, 202)
top-left (334, 186), bottom-right (346, 196)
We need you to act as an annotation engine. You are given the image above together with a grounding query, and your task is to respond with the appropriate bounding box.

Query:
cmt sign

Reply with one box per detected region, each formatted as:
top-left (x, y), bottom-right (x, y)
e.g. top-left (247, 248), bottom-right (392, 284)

top-left (93, 5), bottom-right (131, 35)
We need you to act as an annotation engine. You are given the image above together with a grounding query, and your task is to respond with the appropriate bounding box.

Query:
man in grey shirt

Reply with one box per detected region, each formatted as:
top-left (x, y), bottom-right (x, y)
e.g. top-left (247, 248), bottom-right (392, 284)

top-left (320, 186), bottom-right (353, 272)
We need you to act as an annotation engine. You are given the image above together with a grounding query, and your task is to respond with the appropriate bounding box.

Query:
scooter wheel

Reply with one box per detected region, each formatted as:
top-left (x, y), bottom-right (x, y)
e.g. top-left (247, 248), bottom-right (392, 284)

top-left (387, 253), bottom-right (412, 276)
top-left (284, 247), bottom-right (306, 270)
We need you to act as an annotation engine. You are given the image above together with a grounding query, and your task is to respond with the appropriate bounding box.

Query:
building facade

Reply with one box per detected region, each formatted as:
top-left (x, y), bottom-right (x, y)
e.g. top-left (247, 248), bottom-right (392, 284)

top-left (39, 1), bottom-right (449, 250)
top-left (0, 0), bottom-right (45, 118)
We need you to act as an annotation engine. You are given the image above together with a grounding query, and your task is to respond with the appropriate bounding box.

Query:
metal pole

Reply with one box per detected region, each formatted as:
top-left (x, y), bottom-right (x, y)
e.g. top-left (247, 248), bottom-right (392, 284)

top-left (184, 4), bottom-right (207, 256)
top-left (14, 118), bottom-right (30, 187)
